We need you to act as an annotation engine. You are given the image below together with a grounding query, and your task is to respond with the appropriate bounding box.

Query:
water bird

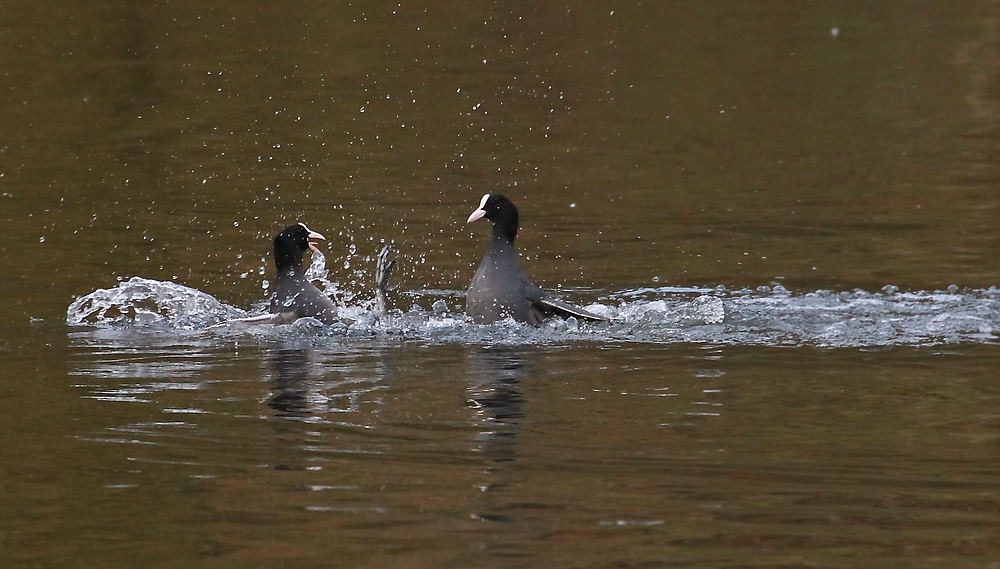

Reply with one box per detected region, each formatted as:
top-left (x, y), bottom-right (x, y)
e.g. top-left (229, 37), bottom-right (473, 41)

top-left (270, 223), bottom-right (342, 324)
top-left (205, 223), bottom-right (394, 330)
top-left (465, 193), bottom-right (609, 325)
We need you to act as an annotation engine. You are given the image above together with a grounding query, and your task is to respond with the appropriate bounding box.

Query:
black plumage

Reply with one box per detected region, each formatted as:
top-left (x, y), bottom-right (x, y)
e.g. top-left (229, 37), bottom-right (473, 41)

top-left (270, 223), bottom-right (340, 325)
top-left (465, 194), bottom-right (608, 325)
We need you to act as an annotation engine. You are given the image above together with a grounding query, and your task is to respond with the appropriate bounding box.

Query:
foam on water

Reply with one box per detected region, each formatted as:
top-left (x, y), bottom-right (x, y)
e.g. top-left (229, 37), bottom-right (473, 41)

top-left (66, 277), bottom-right (1000, 348)
top-left (66, 276), bottom-right (249, 329)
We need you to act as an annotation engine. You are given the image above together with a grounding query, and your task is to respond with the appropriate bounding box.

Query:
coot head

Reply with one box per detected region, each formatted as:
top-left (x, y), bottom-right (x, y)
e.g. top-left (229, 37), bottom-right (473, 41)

top-left (273, 223), bottom-right (325, 272)
top-left (467, 193), bottom-right (519, 242)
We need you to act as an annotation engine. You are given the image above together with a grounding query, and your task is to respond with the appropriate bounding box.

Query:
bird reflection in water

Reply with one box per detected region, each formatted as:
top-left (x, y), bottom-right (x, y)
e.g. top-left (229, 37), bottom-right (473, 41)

top-left (467, 347), bottom-right (528, 523)
top-left (268, 349), bottom-right (312, 417)
top-left (266, 348), bottom-right (388, 420)
top-left (467, 348), bottom-right (525, 454)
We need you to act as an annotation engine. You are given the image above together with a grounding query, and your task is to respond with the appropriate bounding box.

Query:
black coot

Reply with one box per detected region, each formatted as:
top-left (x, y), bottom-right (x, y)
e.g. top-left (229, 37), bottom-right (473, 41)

top-left (465, 194), bottom-right (608, 325)
top-left (270, 223), bottom-right (340, 325)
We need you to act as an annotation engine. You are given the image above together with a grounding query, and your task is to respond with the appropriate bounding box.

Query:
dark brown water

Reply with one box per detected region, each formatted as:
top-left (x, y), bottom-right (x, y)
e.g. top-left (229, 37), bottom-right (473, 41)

top-left (2, 2), bottom-right (999, 567)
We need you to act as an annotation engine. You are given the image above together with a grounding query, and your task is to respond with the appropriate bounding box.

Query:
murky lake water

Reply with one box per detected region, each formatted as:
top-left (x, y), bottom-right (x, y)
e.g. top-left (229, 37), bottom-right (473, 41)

top-left (2, 2), bottom-right (999, 567)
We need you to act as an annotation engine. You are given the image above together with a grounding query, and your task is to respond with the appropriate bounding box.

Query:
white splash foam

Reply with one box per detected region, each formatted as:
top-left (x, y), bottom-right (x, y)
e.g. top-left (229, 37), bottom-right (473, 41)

top-left (67, 279), bottom-right (1000, 348)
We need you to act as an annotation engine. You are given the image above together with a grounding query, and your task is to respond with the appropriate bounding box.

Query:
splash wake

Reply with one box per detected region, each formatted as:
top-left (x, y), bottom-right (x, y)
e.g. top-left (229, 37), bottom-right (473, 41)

top-left (66, 276), bottom-right (999, 348)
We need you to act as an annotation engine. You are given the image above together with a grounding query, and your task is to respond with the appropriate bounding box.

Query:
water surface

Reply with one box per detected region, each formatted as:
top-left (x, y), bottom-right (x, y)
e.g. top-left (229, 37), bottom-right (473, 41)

top-left (2, 1), bottom-right (1000, 567)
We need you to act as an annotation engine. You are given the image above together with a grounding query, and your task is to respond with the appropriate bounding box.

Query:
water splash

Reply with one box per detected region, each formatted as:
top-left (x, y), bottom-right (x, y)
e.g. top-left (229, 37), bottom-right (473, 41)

top-left (67, 278), bottom-right (1000, 347)
top-left (304, 247), bottom-right (329, 283)
top-left (303, 247), bottom-right (353, 304)
top-left (66, 277), bottom-right (248, 329)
